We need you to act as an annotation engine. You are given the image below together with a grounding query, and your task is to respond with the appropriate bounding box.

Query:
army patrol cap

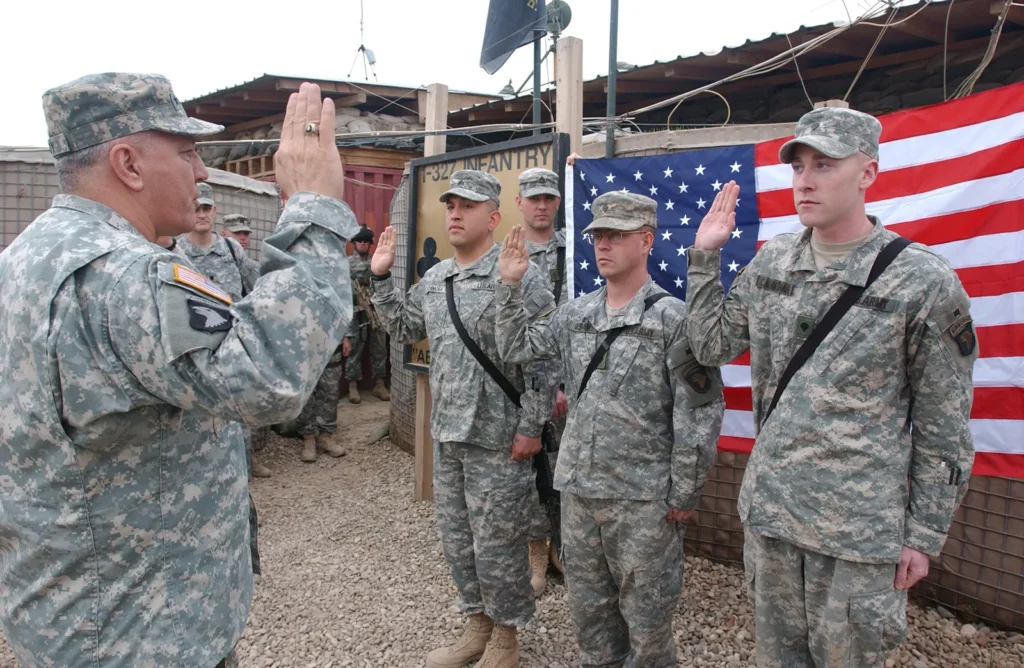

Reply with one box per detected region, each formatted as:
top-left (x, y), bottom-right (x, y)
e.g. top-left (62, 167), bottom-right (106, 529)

top-left (43, 72), bottom-right (224, 158)
top-left (518, 168), bottom-right (560, 199)
top-left (440, 170), bottom-right (501, 207)
top-left (582, 191), bottom-right (658, 234)
top-left (352, 225), bottom-right (374, 243)
top-left (197, 182), bottom-right (215, 206)
top-left (778, 107), bottom-right (882, 164)
top-left (222, 213), bottom-right (251, 233)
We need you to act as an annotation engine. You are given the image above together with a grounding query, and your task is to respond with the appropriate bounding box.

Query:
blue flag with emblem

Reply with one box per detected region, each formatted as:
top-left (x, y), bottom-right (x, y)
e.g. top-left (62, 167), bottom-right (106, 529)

top-left (480, 0), bottom-right (547, 75)
top-left (567, 146), bottom-right (760, 300)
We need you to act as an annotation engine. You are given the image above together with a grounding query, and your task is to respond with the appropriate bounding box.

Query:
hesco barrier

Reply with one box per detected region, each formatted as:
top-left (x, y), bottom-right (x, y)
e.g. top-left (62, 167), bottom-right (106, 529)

top-left (387, 171), bottom-right (416, 456)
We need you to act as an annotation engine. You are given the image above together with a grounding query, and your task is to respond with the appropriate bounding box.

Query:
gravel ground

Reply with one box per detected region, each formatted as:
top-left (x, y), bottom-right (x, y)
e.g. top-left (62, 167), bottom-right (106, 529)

top-left (1, 396), bottom-right (1023, 667)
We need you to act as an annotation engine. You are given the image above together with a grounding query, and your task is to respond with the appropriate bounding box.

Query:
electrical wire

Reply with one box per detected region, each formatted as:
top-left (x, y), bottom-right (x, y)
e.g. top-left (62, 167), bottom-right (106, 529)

top-left (943, 0), bottom-right (956, 100)
top-left (195, 122), bottom-right (559, 147)
top-left (786, 33), bottom-right (816, 109)
top-left (951, 0), bottom-right (1011, 98)
top-left (844, 1), bottom-right (898, 101)
top-left (665, 89), bottom-right (732, 130)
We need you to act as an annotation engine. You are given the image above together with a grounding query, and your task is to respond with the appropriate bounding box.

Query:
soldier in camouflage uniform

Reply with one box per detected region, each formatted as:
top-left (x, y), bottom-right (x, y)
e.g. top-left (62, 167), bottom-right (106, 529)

top-left (516, 167), bottom-right (568, 595)
top-left (686, 107), bottom-right (977, 667)
top-left (222, 212), bottom-right (254, 250)
top-left (296, 337), bottom-right (352, 463)
top-left (371, 170), bottom-right (557, 668)
top-left (495, 192), bottom-right (726, 668)
top-left (0, 74), bottom-right (357, 668)
top-left (346, 224), bottom-right (390, 404)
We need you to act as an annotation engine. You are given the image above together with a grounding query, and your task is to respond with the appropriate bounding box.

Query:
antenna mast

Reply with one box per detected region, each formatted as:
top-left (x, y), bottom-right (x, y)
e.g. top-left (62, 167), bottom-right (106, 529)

top-left (347, 0), bottom-right (378, 81)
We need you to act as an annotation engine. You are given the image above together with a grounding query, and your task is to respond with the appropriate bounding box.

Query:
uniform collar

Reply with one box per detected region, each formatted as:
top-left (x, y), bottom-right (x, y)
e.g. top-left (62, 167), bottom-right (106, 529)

top-left (591, 276), bottom-right (660, 332)
top-left (780, 216), bottom-right (887, 287)
top-left (51, 194), bottom-right (146, 240)
top-left (443, 242), bottom-right (500, 280)
top-left (179, 235), bottom-right (228, 257)
top-left (525, 229), bottom-right (566, 255)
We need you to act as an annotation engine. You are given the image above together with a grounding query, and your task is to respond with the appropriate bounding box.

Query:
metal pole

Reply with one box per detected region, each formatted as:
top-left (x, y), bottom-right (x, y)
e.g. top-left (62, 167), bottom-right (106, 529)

top-left (533, 33), bottom-right (542, 136)
top-left (606, 0), bottom-right (619, 158)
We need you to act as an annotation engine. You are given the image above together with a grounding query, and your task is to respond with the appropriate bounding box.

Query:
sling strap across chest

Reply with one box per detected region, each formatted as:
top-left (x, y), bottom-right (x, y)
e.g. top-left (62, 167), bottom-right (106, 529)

top-left (553, 245), bottom-right (566, 306)
top-left (763, 235), bottom-right (911, 424)
top-left (576, 293), bottom-right (669, 400)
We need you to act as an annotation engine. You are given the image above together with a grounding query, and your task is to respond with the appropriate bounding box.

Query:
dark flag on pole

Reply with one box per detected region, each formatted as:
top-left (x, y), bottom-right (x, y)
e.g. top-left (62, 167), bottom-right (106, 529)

top-left (480, 0), bottom-right (547, 75)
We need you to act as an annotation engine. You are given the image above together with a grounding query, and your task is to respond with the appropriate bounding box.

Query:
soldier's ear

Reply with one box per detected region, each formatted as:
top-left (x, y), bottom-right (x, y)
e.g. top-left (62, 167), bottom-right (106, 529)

top-left (488, 208), bottom-right (502, 233)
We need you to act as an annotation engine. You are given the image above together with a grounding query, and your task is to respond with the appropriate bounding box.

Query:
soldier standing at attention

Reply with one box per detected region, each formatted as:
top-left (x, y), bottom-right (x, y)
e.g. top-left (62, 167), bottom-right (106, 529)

top-left (346, 224), bottom-right (391, 404)
top-left (370, 170), bottom-right (556, 668)
top-left (0, 75), bottom-right (357, 667)
top-left (495, 192), bottom-right (726, 668)
top-left (515, 167), bottom-right (569, 596)
top-left (686, 107), bottom-right (977, 667)
top-left (296, 336), bottom-right (352, 463)
top-left (222, 212), bottom-right (254, 250)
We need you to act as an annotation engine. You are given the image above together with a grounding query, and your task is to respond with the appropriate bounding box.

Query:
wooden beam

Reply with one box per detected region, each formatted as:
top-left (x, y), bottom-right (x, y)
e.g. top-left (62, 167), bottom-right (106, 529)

top-left (995, 0), bottom-right (1024, 28)
top-left (556, 36), bottom-right (584, 155)
top-left (192, 106), bottom-right (255, 119)
top-left (329, 93), bottom-right (368, 107)
top-left (240, 91), bottom-right (293, 104)
top-left (605, 79), bottom-right (681, 94)
top-left (275, 78), bottom-right (414, 100)
top-left (581, 122), bottom-right (796, 158)
top-left (225, 112), bottom-right (286, 134)
top-left (889, 17), bottom-right (946, 43)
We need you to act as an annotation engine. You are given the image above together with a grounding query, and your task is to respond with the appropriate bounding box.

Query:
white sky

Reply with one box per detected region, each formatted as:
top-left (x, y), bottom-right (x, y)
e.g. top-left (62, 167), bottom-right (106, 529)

top-left (1, 0), bottom-right (893, 147)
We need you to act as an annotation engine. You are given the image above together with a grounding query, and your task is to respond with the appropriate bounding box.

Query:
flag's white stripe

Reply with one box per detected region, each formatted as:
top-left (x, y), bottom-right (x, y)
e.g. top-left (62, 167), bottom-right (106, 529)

top-left (970, 293), bottom-right (1024, 328)
top-left (755, 110), bottom-right (1024, 192)
top-left (723, 411), bottom-right (1024, 455)
top-left (759, 168), bottom-right (1024, 241)
top-left (723, 357), bottom-right (1023, 389)
top-left (566, 164), bottom-right (576, 300)
top-left (971, 421), bottom-right (1024, 454)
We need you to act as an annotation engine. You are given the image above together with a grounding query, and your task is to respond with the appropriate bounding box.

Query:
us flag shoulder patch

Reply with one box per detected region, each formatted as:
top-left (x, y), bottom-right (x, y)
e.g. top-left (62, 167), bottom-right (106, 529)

top-left (172, 264), bottom-right (233, 305)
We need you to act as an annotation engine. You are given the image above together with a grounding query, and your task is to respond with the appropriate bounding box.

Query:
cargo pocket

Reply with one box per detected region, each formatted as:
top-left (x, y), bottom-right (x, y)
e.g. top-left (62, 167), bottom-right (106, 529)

top-left (848, 588), bottom-right (907, 665)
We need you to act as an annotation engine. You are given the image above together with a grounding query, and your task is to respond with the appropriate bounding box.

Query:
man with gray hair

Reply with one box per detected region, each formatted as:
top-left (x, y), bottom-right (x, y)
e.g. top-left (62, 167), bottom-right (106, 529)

top-left (0, 73), bottom-right (357, 667)
top-left (687, 107), bottom-right (976, 667)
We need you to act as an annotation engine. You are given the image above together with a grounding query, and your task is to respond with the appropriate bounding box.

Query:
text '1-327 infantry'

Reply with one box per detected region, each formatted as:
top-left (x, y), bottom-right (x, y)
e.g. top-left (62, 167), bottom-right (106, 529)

top-left (0, 71), bottom-right (975, 668)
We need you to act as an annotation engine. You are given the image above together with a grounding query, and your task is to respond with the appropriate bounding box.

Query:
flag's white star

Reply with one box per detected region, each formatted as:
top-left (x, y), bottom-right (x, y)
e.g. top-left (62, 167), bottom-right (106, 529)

top-left (696, 198), bottom-right (707, 209)
top-left (578, 289), bottom-right (586, 297)
top-left (665, 200), bottom-right (675, 210)
top-left (621, 188), bottom-right (629, 194)
top-left (663, 166), bottom-right (674, 178)
top-left (695, 164), bottom-right (706, 176)
top-left (736, 198), bottom-right (741, 207)
top-left (649, 248), bottom-right (654, 256)
top-left (674, 276), bottom-right (684, 288)
top-left (678, 182), bottom-right (689, 193)
top-left (712, 180), bottom-right (723, 191)
top-left (633, 170), bottom-right (643, 181)
top-left (593, 276), bottom-right (604, 286)
top-left (661, 230), bottom-right (673, 241)
top-left (580, 171), bottom-right (587, 180)
top-left (606, 173), bottom-right (616, 183)
top-left (680, 215), bottom-right (691, 226)
top-left (579, 260), bottom-right (589, 270)
top-left (731, 228), bottom-right (742, 239)
top-left (728, 261), bottom-right (740, 272)
top-left (658, 260), bottom-right (668, 271)
top-left (582, 201), bottom-right (591, 211)
top-left (649, 185), bottom-right (659, 195)
top-left (590, 186), bottom-right (598, 196)
top-left (677, 245), bottom-right (687, 256)
top-left (730, 161), bottom-right (742, 173)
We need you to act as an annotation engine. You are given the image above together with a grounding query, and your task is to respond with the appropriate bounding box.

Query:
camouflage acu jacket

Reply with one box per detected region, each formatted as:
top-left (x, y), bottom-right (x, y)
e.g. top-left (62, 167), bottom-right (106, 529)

top-left (176, 233), bottom-right (260, 301)
top-left (686, 219), bottom-right (976, 563)
top-left (496, 278), bottom-right (725, 509)
top-left (0, 192), bottom-right (356, 666)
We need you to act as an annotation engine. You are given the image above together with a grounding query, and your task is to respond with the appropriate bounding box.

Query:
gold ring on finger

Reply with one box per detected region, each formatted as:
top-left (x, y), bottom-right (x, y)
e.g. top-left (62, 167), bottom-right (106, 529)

top-left (304, 123), bottom-right (320, 136)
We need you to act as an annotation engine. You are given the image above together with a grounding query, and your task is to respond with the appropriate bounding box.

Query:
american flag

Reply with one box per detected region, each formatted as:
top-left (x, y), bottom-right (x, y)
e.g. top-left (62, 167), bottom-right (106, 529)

top-left (566, 80), bottom-right (1024, 480)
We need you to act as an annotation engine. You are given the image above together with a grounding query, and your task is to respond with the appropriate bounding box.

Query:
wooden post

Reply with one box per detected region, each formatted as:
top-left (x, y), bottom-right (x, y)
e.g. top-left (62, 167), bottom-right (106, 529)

top-left (412, 83), bottom-right (449, 502)
top-left (556, 37), bottom-right (584, 156)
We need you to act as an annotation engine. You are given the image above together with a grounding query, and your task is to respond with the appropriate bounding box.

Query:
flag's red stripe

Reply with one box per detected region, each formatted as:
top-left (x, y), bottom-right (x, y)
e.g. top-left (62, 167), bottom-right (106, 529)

top-left (758, 140), bottom-right (1024, 219)
top-left (717, 435), bottom-right (755, 454)
top-left (971, 452), bottom-right (1024, 479)
top-left (753, 81), bottom-right (1024, 170)
top-left (891, 201), bottom-right (1024, 248)
top-left (731, 351), bottom-right (751, 366)
top-left (724, 387), bottom-right (753, 412)
top-left (957, 261), bottom-right (1024, 299)
top-left (974, 324), bottom-right (1024, 360)
top-left (971, 387), bottom-right (1024, 421)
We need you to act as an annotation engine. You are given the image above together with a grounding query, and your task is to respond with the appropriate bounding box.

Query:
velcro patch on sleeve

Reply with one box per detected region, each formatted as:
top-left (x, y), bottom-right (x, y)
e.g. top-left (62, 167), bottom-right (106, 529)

top-left (173, 264), bottom-right (233, 305)
top-left (187, 297), bottom-right (233, 333)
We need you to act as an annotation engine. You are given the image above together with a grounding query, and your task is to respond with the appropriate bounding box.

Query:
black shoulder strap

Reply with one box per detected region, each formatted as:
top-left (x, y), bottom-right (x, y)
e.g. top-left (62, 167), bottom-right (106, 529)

top-left (224, 238), bottom-right (249, 297)
top-left (577, 293), bottom-right (669, 400)
top-left (763, 236), bottom-right (912, 423)
top-left (445, 276), bottom-right (521, 408)
top-left (553, 245), bottom-right (566, 306)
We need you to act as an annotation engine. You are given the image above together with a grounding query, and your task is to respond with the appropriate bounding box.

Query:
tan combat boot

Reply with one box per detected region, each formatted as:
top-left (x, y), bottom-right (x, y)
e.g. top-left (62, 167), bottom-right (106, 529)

top-left (475, 624), bottom-right (520, 668)
top-left (425, 613), bottom-right (493, 668)
top-left (372, 379), bottom-right (391, 401)
top-left (348, 384), bottom-right (361, 404)
top-left (549, 541), bottom-right (564, 575)
top-left (300, 434), bottom-right (317, 463)
top-left (318, 435), bottom-right (347, 458)
top-left (251, 458), bottom-right (272, 478)
top-left (529, 539), bottom-right (549, 598)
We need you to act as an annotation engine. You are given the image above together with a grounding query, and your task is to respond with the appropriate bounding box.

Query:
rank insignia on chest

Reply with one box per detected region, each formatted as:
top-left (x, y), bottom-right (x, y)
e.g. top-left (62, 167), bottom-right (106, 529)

top-left (597, 350), bottom-right (608, 370)
top-left (549, 268), bottom-right (560, 284)
top-left (173, 264), bottom-right (233, 305)
top-left (947, 309), bottom-right (976, 356)
top-left (795, 315), bottom-right (815, 339)
top-left (187, 297), bottom-right (233, 333)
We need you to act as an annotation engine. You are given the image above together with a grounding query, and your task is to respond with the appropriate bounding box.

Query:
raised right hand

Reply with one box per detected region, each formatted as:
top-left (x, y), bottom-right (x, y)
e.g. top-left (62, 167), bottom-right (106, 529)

top-left (275, 82), bottom-right (345, 201)
top-left (371, 226), bottom-right (396, 275)
top-left (693, 181), bottom-right (739, 251)
top-left (499, 226), bottom-right (530, 285)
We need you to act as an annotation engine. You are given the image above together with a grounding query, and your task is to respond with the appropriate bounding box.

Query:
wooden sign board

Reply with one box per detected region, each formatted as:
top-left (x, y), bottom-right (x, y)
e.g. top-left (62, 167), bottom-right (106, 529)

top-left (404, 133), bottom-right (570, 370)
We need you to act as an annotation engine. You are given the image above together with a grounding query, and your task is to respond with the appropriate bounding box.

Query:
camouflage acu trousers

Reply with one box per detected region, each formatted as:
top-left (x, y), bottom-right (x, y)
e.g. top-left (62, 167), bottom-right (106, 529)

top-left (563, 494), bottom-right (684, 668)
top-left (214, 648), bottom-right (239, 667)
top-left (345, 312), bottom-right (388, 381)
top-left (527, 416), bottom-right (565, 542)
top-left (241, 424), bottom-right (260, 575)
top-left (434, 441), bottom-right (536, 628)
top-left (296, 346), bottom-right (344, 436)
top-left (743, 530), bottom-right (907, 668)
